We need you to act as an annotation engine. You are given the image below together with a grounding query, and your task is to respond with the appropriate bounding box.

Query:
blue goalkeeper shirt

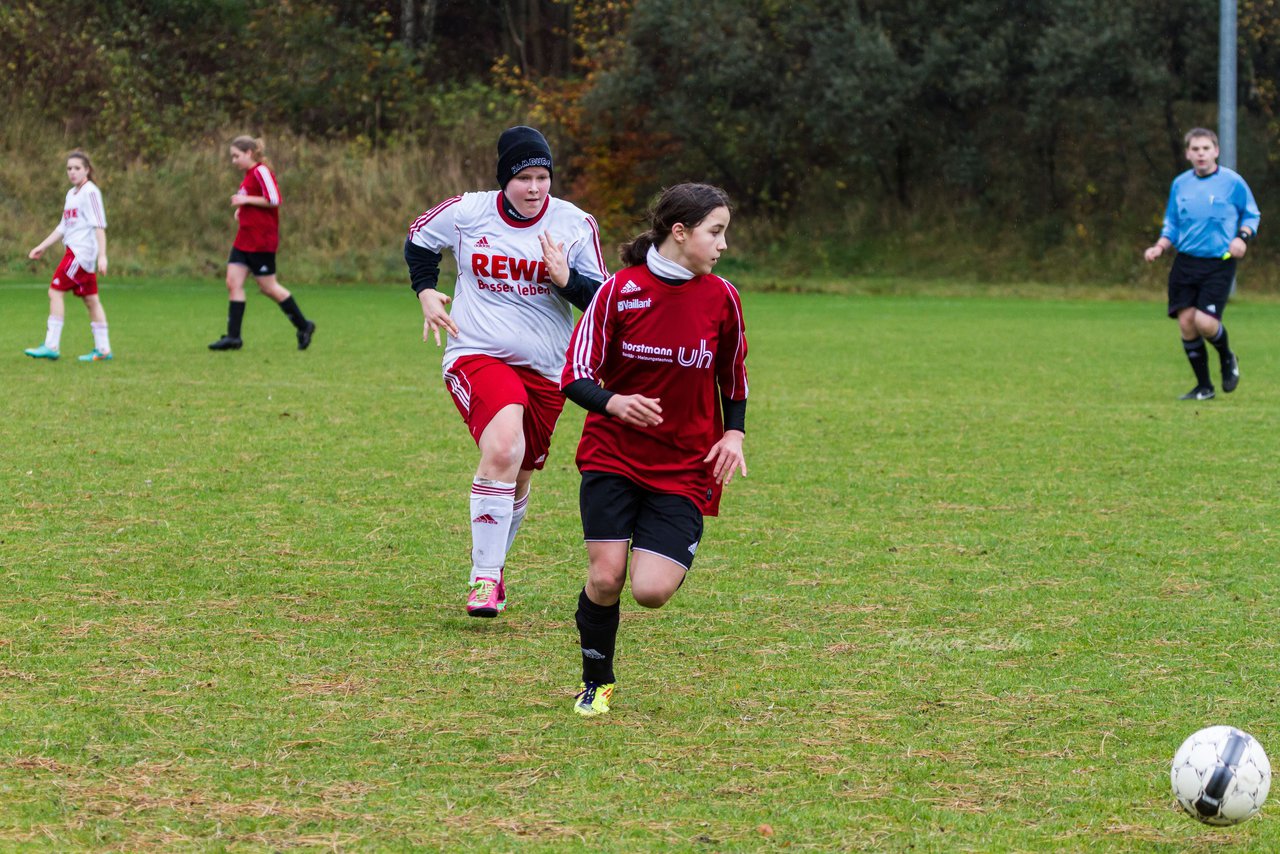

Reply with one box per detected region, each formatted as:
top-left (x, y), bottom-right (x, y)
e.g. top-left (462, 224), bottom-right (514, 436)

top-left (1160, 167), bottom-right (1261, 259)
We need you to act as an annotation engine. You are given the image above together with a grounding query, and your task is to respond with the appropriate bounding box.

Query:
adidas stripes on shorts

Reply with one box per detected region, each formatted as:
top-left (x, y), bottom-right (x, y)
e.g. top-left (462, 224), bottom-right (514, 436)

top-left (443, 354), bottom-right (565, 471)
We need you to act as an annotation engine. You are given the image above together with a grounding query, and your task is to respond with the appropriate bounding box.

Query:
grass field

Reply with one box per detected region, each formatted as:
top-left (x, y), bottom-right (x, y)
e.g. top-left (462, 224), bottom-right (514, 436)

top-left (3, 276), bottom-right (1280, 851)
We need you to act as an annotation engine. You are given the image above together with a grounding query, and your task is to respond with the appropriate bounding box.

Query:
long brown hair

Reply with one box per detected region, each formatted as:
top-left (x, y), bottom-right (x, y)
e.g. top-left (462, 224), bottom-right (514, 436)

top-left (620, 183), bottom-right (732, 267)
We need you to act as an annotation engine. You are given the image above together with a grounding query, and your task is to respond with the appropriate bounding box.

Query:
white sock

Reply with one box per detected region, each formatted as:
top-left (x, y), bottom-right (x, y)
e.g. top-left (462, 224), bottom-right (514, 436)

top-left (505, 491), bottom-right (530, 554)
top-left (45, 316), bottom-right (64, 350)
top-left (470, 478), bottom-right (515, 583)
top-left (91, 322), bottom-right (111, 354)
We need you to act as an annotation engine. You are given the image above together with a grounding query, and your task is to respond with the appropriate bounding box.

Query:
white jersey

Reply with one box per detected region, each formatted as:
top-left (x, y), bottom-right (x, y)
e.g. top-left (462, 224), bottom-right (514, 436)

top-left (55, 180), bottom-right (107, 267)
top-left (407, 191), bottom-right (607, 381)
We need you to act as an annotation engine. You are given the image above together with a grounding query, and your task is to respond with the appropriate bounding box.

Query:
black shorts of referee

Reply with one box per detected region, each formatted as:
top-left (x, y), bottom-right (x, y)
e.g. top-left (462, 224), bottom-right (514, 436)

top-left (1167, 253), bottom-right (1235, 319)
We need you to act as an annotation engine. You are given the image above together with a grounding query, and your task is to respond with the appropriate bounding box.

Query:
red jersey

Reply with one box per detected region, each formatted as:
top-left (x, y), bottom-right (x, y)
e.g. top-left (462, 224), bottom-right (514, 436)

top-left (233, 163), bottom-right (281, 252)
top-left (563, 263), bottom-right (748, 515)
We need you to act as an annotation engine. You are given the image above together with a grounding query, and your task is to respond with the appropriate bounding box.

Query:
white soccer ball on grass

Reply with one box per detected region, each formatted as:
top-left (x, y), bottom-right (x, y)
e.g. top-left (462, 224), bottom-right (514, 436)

top-left (1171, 725), bottom-right (1270, 826)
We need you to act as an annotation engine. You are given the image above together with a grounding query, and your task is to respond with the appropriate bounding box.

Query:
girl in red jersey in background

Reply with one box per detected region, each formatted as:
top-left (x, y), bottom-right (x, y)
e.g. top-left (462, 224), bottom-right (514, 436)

top-left (560, 183), bottom-right (749, 716)
top-left (24, 150), bottom-right (113, 362)
top-left (209, 136), bottom-right (315, 351)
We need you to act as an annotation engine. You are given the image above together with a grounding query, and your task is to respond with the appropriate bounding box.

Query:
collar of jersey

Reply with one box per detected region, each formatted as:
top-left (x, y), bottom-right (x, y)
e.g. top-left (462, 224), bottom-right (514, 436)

top-left (496, 193), bottom-right (550, 228)
top-left (646, 245), bottom-right (695, 282)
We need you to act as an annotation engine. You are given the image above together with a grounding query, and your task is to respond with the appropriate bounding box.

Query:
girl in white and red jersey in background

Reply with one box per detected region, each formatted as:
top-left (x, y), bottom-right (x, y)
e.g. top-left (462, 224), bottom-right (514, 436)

top-left (560, 183), bottom-right (748, 716)
top-left (209, 136), bottom-right (315, 352)
top-left (404, 126), bottom-right (607, 618)
top-left (24, 150), bottom-right (113, 362)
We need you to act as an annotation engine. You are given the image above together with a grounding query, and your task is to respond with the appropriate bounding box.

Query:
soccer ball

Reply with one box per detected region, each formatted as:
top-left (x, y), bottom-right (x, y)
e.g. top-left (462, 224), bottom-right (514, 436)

top-left (1171, 725), bottom-right (1271, 826)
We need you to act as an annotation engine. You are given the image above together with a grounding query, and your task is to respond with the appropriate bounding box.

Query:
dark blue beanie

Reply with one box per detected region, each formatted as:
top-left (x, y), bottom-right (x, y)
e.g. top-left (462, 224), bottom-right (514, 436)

top-left (497, 126), bottom-right (553, 188)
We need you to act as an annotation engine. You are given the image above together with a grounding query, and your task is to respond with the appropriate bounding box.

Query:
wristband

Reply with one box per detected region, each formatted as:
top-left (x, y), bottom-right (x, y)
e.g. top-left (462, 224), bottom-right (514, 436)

top-left (1237, 229), bottom-right (1253, 243)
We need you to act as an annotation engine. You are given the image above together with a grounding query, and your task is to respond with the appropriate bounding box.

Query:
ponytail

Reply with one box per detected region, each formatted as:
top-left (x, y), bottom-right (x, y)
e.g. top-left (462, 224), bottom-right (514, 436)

top-left (619, 231), bottom-right (658, 267)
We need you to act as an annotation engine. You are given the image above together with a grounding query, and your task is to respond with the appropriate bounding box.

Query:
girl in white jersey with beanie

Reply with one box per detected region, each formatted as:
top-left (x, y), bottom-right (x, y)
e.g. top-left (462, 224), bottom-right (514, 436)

top-left (25, 150), bottom-right (113, 362)
top-left (404, 126), bottom-right (608, 617)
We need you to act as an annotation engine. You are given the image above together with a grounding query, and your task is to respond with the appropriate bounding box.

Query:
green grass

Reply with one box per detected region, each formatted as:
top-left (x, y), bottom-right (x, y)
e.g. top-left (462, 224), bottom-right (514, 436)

top-left (3, 277), bottom-right (1280, 850)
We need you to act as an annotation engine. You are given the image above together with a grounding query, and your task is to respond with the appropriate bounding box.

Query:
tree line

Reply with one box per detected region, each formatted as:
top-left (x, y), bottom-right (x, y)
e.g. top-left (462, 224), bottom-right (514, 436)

top-left (3, 0), bottom-right (1278, 272)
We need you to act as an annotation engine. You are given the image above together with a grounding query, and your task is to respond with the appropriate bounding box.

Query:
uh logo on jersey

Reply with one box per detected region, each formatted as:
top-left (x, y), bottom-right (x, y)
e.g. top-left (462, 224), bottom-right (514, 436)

top-left (620, 339), bottom-right (714, 369)
top-left (470, 245), bottom-right (552, 297)
top-left (678, 339), bottom-right (714, 369)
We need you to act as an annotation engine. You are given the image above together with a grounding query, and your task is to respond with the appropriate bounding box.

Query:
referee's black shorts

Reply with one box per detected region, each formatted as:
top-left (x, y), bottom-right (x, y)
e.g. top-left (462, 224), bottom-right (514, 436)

top-left (1167, 253), bottom-right (1235, 319)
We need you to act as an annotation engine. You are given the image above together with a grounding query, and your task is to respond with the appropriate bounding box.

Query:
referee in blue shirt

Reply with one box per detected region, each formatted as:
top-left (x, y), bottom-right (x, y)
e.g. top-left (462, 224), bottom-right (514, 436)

top-left (1144, 128), bottom-right (1260, 400)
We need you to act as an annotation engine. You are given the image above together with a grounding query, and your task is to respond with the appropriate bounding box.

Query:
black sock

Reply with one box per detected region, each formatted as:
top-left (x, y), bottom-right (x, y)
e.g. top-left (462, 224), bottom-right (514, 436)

top-left (1183, 337), bottom-right (1212, 388)
top-left (576, 587), bottom-right (620, 684)
top-left (227, 300), bottom-right (246, 338)
top-left (1208, 324), bottom-right (1232, 360)
top-left (278, 296), bottom-right (308, 330)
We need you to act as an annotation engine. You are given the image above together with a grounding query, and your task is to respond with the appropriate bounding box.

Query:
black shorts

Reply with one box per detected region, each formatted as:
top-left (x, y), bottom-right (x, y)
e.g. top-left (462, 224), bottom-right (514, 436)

top-left (1167, 254), bottom-right (1235, 319)
top-left (580, 471), bottom-right (704, 571)
top-left (228, 247), bottom-right (277, 277)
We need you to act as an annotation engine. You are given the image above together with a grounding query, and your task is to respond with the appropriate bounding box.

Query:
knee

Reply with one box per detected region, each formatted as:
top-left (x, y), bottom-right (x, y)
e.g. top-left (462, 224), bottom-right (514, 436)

top-left (630, 576), bottom-right (679, 609)
top-left (632, 588), bottom-right (672, 609)
top-left (587, 566), bottom-right (626, 601)
top-left (481, 437), bottom-right (524, 472)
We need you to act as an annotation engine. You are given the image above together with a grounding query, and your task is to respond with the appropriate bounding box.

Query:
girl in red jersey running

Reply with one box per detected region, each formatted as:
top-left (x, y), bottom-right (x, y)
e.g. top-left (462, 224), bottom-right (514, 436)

top-left (404, 126), bottom-right (607, 618)
top-left (560, 183), bottom-right (749, 716)
top-left (209, 136), bottom-right (315, 352)
top-left (24, 150), bottom-right (113, 362)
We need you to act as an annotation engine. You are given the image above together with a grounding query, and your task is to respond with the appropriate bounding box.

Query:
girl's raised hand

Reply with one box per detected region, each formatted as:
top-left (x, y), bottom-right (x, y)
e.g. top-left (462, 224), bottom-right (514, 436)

top-left (539, 232), bottom-right (569, 287)
top-left (419, 288), bottom-right (459, 346)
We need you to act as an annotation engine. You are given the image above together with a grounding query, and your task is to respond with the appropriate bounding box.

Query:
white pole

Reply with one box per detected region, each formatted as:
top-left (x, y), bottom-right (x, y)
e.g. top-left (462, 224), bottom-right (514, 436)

top-left (1219, 0), bottom-right (1237, 169)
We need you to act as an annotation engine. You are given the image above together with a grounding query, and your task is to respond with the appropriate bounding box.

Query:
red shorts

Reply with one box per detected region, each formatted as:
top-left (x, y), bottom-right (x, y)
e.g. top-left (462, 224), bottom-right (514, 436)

top-left (50, 248), bottom-right (98, 296)
top-left (443, 354), bottom-right (565, 471)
